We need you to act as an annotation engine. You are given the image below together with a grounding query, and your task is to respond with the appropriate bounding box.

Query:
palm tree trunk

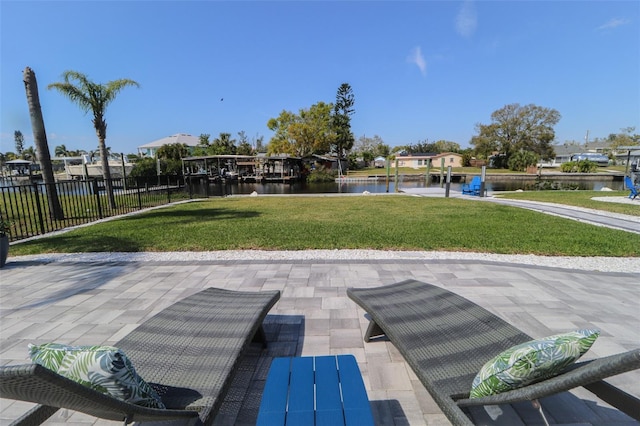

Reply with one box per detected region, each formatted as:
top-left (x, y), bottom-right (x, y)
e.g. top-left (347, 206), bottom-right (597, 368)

top-left (23, 67), bottom-right (64, 220)
top-left (93, 119), bottom-right (116, 209)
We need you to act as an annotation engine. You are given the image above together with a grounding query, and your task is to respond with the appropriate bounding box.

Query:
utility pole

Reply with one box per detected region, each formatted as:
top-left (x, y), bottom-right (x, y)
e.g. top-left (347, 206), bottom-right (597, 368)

top-left (584, 130), bottom-right (589, 148)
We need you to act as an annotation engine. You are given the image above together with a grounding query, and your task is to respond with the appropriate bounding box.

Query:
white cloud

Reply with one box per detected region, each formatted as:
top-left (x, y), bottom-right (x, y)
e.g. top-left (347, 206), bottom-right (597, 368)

top-left (597, 18), bottom-right (630, 31)
top-left (455, 0), bottom-right (478, 38)
top-left (407, 46), bottom-right (427, 76)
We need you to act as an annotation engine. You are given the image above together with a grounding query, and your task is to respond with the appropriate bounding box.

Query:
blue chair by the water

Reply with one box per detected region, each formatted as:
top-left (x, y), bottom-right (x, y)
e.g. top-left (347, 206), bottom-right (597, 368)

top-left (461, 176), bottom-right (482, 196)
top-left (625, 176), bottom-right (639, 200)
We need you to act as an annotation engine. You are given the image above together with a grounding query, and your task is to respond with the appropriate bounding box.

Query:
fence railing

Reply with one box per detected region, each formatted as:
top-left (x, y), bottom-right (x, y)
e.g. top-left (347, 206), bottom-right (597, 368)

top-left (1, 176), bottom-right (189, 242)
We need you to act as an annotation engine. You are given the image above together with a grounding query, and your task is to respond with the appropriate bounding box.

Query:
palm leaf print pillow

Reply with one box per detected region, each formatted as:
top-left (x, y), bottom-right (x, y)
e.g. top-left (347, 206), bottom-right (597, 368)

top-left (29, 343), bottom-right (165, 409)
top-left (470, 329), bottom-right (599, 398)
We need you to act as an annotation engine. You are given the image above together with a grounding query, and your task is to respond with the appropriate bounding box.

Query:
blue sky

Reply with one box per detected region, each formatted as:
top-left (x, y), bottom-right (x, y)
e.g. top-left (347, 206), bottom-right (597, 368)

top-left (1, 1), bottom-right (638, 156)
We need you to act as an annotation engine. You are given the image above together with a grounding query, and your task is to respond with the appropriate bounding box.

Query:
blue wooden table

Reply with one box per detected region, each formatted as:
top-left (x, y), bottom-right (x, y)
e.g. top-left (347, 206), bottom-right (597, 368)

top-left (257, 355), bottom-right (374, 426)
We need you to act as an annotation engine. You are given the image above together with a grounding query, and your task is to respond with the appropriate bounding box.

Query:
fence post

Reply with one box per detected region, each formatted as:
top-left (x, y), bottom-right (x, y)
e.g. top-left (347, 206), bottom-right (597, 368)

top-left (137, 184), bottom-right (143, 210)
top-left (394, 159), bottom-right (399, 192)
top-left (480, 166), bottom-right (487, 198)
top-left (121, 153), bottom-right (128, 191)
top-left (385, 159), bottom-right (390, 193)
top-left (32, 182), bottom-right (46, 235)
top-left (92, 179), bottom-right (103, 219)
top-left (167, 179), bottom-right (171, 204)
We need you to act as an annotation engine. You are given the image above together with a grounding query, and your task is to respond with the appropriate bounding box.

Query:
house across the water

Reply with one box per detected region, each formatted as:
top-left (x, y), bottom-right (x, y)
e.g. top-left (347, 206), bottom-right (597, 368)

top-left (182, 154), bottom-right (305, 183)
top-left (394, 152), bottom-right (463, 168)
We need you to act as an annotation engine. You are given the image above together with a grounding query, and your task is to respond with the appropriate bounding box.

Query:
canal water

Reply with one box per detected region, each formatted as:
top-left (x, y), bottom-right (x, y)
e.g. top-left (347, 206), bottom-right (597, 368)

top-left (202, 177), bottom-right (625, 196)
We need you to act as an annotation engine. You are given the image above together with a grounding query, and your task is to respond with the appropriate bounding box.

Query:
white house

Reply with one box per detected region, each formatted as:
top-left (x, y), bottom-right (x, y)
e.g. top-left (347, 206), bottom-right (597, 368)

top-left (137, 133), bottom-right (200, 157)
top-left (373, 156), bottom-right (386, 168)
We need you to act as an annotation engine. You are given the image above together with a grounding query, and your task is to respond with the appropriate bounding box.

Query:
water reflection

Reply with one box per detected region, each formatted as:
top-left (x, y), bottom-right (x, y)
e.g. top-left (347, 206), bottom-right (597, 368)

top-left (200, 178), bottom-right (624, 196)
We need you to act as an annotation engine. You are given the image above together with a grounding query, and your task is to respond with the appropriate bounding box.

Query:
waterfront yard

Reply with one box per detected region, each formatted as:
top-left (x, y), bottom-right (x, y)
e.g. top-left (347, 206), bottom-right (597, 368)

top-left (10, 195), bottom-right (640, 257)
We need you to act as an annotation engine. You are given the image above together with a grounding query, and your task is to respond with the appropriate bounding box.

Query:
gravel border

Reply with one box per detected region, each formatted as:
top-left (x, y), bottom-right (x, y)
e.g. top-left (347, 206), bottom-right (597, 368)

top-left (11, 250), bottom-right (640, 273)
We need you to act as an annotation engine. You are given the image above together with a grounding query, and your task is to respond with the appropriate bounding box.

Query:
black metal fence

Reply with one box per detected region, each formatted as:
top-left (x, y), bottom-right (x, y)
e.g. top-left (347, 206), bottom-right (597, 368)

top-left (1, 176), bottom-right (190, 242)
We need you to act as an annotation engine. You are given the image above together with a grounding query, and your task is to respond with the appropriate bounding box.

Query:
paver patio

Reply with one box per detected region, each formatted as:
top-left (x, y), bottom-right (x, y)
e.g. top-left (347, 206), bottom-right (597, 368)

top-left (1, 256), bottom-right (638, 425)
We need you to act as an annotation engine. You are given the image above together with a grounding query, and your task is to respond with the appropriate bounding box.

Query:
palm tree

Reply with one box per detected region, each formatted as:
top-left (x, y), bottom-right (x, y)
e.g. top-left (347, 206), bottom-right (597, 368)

top-left (23, 67), bottom-right (63, 220)
top-left (22, 147), bottom-right (37, 161)
top-left (54, 144), bottom-right (68, 157)
top-left (48, 71), bottom-right (139, 209)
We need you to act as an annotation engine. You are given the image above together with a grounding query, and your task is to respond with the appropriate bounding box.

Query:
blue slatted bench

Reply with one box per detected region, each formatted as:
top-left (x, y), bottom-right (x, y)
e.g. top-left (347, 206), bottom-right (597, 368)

top-left (257, 355), bottom-right (374, 426)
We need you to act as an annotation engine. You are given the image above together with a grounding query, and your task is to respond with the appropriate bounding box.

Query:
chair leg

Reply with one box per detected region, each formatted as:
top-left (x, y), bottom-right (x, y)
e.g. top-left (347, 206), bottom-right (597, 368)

top-left (364, 321), bottom-right (385, 342)
top-left (252, 325), bottom-right (268, 348)
top-left (531, 399), bottom-right (550, 426)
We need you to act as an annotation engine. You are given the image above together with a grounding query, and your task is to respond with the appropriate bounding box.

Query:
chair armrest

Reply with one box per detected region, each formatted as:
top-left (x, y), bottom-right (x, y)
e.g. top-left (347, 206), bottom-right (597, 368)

top-left (456, 349), bottom-right (640, 421)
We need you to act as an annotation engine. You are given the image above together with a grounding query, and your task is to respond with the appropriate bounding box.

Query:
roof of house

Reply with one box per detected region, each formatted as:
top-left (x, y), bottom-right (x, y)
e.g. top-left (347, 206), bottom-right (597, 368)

top-left (138, 133), bottom-right (200, 149)
top-left (395, 152), bottom-right (437, 158)
top-left (5, 159), bottom-right (33, 164)
top-left (553, 144), bottom-right (581, 156)
top-left (431, 152), bottom-right (463, 158)
top-left (395, 152), bottom-right (461, 159)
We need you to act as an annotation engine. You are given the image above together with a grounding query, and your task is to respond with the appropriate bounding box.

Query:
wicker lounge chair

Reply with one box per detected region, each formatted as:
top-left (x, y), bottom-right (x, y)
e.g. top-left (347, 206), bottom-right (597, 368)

top-left (347, 279), bottom-right (640, 426)
top-left (0, 287), bottom-right (281, 425)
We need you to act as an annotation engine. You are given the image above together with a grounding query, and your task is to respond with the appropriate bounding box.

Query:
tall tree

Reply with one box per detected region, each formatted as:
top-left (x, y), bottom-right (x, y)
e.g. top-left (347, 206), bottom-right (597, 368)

top-left (156, 143), bottom-right (189, 160)
top-left (48, 71), bottom-right (139, 209)
top-left (471, 103), bottom-right (560, 165)
top-left (267, 110), bottom-right (299, 156)
top-left (408, 140), bottom-right (437, 154)
top-left (210, 133), bottom-right (236, 155)
top-left (193, 133), bottom-right (211, 156)
top-left (236, 131), bottom-right (254, 156)
top-left (254, 134), bottom-right (265, 153)
top-left (331, 83), bottom-right (355, 159)
top-left (433, 140), bottom-right (461, 153)
top-left (156, 143), bottom-right (188, 176)
top-left (607, 127), bottom-right (640, 151)
top-left (267, 103), bottom-right (335, 157)
top-left (23, 67), bottom-right (64, 220)
top-left (353, 135), bottom-right (390, 159)
top-left (288, 102), bottom-right (334, 156)
top-left (22, 146), bottom-right (37, 161)
top-left (54, 144), bottom-right (69, 157)
top-left (14, 130), bottom-right (24, 158)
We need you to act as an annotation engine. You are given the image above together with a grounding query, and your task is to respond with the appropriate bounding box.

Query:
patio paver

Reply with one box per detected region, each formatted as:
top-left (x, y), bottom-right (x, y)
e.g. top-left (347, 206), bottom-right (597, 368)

top-left (0, 257), bottom-right (638, 425)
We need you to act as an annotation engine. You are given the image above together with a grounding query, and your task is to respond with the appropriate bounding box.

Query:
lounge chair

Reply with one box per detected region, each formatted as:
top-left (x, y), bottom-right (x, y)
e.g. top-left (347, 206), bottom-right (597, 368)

top-left (347, 279), bottom-right (640, 426)
top-left (0, 287), bottom-right (281, 425)
top-left (624, 176), bottom-right (639, 199)
top-left (462, 176), bottom-right (482, 196)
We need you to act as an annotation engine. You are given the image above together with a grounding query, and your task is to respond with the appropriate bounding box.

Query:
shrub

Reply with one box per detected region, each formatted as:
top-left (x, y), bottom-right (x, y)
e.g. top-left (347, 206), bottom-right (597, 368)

top-left (508, 151), bottom-right (539, 172)
top-left (561, 160), bottom-right (598, 173)
top-left (130, 158), bottom-right (184, 178)
top-left (527, 179), bottom-right (579, 191)
top-left (130, 157), bottom-right (157, 177)
top-left (0, 217), bottom-right (11, 237)
top-left (307, 166), bottom-right (337, 183)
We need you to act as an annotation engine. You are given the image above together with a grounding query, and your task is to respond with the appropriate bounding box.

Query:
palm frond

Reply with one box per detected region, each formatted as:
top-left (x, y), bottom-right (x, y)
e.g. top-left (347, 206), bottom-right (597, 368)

top-left (47, 72), bottom-right (93, 113)
top-left (104, 79), bottom-right (140, 105)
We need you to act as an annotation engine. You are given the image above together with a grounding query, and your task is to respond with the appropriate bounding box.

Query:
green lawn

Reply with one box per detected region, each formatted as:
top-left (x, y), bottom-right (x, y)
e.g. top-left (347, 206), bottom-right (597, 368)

top-left (10, 196), bottom-right (639, 257)
top-left (496, 191), bottom-right (639, 216)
